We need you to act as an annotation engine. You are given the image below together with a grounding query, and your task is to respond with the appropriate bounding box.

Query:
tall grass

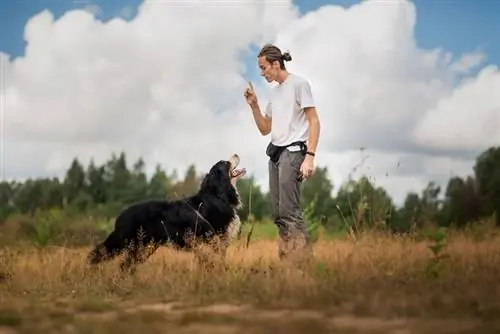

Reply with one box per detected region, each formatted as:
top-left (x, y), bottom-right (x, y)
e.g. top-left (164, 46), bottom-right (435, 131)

top-left (1, 187), bottom-right (500, 333)
top-left (2, 232), bottom-right (500, 313)
top-left (1, 221), bottom-right (500, 332)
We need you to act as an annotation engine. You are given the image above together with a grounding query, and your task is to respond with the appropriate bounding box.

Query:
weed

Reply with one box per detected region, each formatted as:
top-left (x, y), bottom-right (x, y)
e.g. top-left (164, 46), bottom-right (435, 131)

top-left (425, 226), bottom-right (449, 278)
top-left (303, 195), bottom-right (322, 244)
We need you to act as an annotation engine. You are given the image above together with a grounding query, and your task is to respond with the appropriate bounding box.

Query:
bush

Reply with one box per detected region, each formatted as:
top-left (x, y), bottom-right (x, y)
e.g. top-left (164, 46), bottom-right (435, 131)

top-left (0, 209), bottom-right (113, 247)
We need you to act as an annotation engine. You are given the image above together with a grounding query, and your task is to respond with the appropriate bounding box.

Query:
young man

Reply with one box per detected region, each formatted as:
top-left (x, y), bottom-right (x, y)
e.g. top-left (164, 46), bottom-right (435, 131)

top-left (244, 44), bottom-right (321, 262)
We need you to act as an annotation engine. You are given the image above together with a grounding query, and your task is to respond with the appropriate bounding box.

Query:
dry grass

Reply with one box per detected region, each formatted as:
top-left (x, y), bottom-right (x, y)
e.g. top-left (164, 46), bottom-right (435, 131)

top-left (1, 233), bottom-right (500, 333)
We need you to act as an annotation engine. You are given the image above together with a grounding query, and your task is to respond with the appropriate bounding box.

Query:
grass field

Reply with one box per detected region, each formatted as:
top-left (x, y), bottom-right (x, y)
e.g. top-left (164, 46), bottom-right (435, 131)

top-left (1, 223), bottom-right (500, 333)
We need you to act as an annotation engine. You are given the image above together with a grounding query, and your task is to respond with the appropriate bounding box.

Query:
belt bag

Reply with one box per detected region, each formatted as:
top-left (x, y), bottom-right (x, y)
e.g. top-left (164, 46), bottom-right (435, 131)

top-left (266, 141), bottom-right (307, 163)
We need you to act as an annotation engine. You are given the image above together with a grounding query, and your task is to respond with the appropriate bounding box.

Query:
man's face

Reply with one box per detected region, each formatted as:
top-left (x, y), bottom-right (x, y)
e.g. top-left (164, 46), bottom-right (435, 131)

top-left (258, 56), bottom-right (279, 83)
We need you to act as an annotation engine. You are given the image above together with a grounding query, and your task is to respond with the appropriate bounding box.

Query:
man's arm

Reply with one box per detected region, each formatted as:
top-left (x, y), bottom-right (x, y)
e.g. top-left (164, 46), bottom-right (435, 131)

top-left (304, 107), bottom-right (320, 153)
top-left (297, 79), bottom-right (320, 153)
top-left (250, 103), bottom-right (272, 136)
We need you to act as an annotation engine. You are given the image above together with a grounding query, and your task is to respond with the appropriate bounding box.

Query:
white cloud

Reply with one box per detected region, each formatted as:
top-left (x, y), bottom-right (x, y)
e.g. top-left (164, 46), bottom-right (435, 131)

top-left (1, 1), bottom-right (297, 180)
top-left (270, 0), bottom-right (497, 202)
top-left (449, 51), bottom-right (487, 75)
top-left (413, 65), bottom-right (500, 151)
top-left (0, 0), bottom-right (497, 205)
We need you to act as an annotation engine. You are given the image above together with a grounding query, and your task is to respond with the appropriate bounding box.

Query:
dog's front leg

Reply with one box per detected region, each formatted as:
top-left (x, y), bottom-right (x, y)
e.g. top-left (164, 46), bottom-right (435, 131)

top-left (201, 215), bottom-right (241, 267)
top-left (223, 215), bottom-right (242, 251)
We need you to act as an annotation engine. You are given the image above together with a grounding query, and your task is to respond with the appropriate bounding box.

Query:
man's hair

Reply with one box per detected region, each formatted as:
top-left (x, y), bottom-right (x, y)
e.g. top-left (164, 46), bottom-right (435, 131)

top-left (258, 44), bottom-right (292, 70)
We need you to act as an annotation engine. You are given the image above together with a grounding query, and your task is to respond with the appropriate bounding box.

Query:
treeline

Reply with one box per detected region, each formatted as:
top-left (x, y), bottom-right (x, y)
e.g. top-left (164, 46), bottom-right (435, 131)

top-left (1, 147), bottom-right (500, 237)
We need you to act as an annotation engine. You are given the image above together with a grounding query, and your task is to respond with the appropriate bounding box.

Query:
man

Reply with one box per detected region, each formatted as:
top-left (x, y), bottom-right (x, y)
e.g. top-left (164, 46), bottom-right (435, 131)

top-left (244, 43), bottom-right (321, 262)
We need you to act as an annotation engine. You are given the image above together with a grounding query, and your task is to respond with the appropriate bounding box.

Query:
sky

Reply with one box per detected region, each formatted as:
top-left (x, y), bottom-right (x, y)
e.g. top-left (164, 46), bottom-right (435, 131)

top-left (0, 0), bottom-right (499, 206)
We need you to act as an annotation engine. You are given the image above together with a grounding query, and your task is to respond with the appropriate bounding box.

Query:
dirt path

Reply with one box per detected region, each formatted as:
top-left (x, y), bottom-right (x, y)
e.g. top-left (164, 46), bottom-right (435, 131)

top-left (73, 302), bottom-right (497, 334)
top-left (2, 301), bottom-right (497, 333)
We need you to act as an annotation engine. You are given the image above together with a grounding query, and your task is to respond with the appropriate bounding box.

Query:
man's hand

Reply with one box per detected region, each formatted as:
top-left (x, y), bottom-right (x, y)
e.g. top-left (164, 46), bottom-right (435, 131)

top-left (245, 81), bottom-right (271, 135)
top-left (244, 81), bottom-right (258, 107)
top-left (300, 155), bottom-right (315, 180)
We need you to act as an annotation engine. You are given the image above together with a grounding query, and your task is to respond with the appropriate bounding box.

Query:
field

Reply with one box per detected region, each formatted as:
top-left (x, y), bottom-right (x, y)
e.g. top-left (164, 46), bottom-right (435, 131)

top-left (1, 223), bottom-right (500, 333)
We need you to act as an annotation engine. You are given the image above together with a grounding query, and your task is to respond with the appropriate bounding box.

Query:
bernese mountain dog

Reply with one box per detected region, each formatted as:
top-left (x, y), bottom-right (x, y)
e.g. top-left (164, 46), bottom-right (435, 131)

top-left (86, 154), bottom-right (246, 272)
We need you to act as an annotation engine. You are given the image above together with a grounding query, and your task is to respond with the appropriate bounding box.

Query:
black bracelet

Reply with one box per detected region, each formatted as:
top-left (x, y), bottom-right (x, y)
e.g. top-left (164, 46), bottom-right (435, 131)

top-left (306, 151), bottom-right (315, 157)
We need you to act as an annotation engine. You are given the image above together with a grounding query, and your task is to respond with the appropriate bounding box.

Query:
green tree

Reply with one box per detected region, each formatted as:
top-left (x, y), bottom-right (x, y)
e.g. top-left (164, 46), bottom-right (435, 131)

top-left (393, 192), bottom-right (422, 232)
top-left (440, 176), bottom-right (482, 227)
top-left (474, 146), bottom-right (500, 225)
top-left (170, 164), bottom-right (201, 199)
top-left (128, 158), bottom-right (149, 203)
top-left (63, 158), bottom-right (87, 206)
top-left (236, 176), bottom-right (269, 221)
top-left (105, 152), bottom-right (132, 203)
top-left (301, 166), bottom-right (336, 223)
top-left (39, 178), bottom-right (64, 210)
top-left (86, 159), bottom-right (107, 205)
top-left (4, 147), bottom-right (500, 234)
top-left (335, 176), bottom-right (394, 233)
top-left (420, 181), bottom-right (441, 226)
top-left (0, 181), bottom-right (15, 221)
top-left (148, 164), bottom-right (172, 199)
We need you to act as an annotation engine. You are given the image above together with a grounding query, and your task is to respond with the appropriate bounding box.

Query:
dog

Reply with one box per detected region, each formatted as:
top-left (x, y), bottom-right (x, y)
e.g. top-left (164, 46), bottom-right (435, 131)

top-left (86, 153), bottom-right (246, 272)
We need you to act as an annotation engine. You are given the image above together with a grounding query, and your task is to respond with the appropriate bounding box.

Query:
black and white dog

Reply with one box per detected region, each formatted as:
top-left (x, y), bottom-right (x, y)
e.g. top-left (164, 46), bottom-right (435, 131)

top-left (86, 154), bottom-right (246, 272)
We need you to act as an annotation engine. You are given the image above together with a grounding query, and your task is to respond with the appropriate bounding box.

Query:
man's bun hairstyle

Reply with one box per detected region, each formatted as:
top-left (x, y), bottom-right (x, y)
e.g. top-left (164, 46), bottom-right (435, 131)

top-left (282, 52), bottom-right (292, 62)
top-left (258, 43), bottom-right (291, 69)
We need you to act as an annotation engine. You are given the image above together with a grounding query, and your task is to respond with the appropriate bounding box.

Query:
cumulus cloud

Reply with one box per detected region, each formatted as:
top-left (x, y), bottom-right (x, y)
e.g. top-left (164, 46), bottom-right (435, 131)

top-left (272, 0), bottom-right (498, 202)
top-left (413, 65), bottom-right (500, 151)
top-left (2, 0), bottom-right (297, 179)
top-left (0, 0), bottom-right (497, 205)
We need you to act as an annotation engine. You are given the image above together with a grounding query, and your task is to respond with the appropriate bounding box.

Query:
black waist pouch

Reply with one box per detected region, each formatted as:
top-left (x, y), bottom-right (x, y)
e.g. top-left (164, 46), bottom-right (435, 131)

top-left (266, 141), bottom-right (307, 163)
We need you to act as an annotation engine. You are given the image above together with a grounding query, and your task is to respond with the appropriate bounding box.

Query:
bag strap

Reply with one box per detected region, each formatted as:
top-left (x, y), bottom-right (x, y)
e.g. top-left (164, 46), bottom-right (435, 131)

top-left (284, 141), bottom-right (307, 154)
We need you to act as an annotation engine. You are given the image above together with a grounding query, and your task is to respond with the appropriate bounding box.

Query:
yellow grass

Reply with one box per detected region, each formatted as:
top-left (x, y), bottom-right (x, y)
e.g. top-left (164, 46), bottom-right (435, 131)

top-left (1, 233), bottom-right (500, 333)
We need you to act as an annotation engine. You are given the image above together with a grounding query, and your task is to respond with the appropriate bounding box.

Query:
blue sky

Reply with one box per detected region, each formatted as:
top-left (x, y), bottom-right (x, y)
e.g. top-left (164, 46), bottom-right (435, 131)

top-left (1, 0), bottom-right (499, 71)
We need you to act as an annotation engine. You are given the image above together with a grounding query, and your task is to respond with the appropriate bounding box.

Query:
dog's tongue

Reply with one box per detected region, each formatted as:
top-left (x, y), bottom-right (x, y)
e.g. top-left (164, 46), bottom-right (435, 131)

top-left (232, 168), bottom-right (246, 177)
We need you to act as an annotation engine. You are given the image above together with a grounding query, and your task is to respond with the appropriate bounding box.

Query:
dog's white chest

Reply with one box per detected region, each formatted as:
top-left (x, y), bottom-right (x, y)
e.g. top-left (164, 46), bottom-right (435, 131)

top-left (227, 214), bottom-right (242, 241)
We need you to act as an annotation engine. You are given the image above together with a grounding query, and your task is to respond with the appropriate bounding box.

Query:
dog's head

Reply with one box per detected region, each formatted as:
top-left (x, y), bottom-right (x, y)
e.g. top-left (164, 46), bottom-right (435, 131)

top-left (199, 154), bottom-right (246, 207)
top-left (227, 154), bottom-right (247, 186)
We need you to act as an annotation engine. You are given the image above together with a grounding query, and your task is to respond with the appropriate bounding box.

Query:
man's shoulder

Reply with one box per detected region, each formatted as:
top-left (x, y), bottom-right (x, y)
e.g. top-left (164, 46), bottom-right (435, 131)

top-left (269, 73), bottom-right (311, 96)
top-left (289, 73), bottom-right (311, 86)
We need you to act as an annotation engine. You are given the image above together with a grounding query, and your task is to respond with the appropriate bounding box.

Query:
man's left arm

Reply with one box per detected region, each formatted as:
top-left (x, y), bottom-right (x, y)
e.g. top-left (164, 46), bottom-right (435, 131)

top-left (297, 80), bottom-right (321, 155)
top-left (304, 107), bottom-right (320, 155)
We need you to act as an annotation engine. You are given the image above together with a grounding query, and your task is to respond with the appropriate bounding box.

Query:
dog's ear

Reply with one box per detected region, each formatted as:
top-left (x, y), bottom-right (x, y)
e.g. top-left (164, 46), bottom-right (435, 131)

top-left (200, 161), bottom-right (239, 205)
top-left (200, 161), bottom-right (230, 191)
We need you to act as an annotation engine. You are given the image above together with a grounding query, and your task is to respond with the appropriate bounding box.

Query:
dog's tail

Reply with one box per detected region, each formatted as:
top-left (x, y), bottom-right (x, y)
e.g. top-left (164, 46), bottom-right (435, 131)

top-left (86, 230), bottom-right (124, 265)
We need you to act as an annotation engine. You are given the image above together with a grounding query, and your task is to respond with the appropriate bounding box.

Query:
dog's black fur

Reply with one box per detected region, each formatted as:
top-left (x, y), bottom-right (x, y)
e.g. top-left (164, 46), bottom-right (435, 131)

top-left (86, 155), bottom-right (245, 272)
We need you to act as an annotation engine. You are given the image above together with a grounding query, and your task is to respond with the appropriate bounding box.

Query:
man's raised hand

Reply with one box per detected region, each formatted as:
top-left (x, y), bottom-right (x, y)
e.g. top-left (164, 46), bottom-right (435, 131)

top-left (244, 81), bottom-right (258, 107)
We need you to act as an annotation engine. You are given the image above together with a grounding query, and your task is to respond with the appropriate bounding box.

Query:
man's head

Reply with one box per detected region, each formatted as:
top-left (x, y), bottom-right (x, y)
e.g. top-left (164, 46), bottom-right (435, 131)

top-left (257, 44), bottom-right (292, 83)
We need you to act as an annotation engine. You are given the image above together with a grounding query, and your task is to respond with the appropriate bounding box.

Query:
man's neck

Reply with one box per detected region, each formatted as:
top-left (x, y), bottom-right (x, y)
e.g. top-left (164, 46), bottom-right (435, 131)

top-left (275, 70), bottom-right (289, 84)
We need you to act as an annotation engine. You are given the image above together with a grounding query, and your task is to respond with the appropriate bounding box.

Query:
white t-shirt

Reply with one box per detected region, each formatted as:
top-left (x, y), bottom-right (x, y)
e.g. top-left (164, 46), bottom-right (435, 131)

top-left (263, 73), bottom-right (315, 150)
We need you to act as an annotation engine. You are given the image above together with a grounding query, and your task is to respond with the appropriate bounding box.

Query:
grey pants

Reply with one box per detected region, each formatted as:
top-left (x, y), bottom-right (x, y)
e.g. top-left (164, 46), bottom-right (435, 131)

top-left (269, 149), bottom-right (312, 261)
